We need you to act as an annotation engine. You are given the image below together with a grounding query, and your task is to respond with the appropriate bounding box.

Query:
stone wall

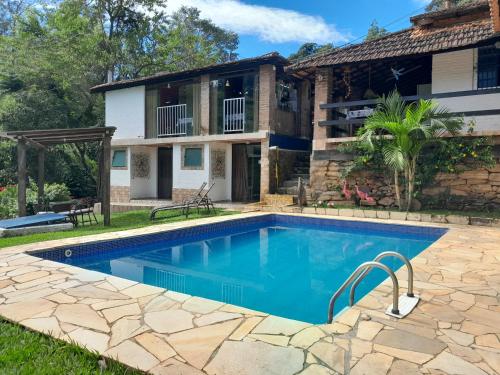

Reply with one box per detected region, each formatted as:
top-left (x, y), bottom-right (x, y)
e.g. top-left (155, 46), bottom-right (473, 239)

top-left (110, 186), bottom-right (130, 203)
top-left (310, 148), bottom-right (500, 210)
top-left (172, 188), bottom-right (203, 204)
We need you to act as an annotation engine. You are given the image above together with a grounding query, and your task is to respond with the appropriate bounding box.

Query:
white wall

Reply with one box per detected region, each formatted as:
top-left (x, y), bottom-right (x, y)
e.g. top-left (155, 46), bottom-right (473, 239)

top-left (105, 86), bottom-right (145, 139)
top-left (111, 147), bottom-right (130, 187)
top-left (209, 143), bottom-right (232, 201)
top-left (432, 49), bottom-right (475, 93)
top-left (432, 48), bottom-right (500, 132)
top-left (172, 143), bottom-right (210, 190)
top-left (129, 146), bottom-right (158, 199)
top-left (172, 142), bottom-right (232, 201)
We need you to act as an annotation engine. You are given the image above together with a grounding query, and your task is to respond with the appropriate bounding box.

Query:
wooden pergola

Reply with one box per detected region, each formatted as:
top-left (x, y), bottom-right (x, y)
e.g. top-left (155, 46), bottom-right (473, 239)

top-left (0, 127), bottom-right (116, 226)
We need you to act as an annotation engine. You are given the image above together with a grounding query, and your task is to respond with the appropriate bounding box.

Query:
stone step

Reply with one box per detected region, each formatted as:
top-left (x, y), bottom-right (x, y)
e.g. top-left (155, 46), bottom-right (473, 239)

top-left (277, 186), bottom-right (299, 195)
top-left (282, 179), bottom-right (309, 188)
top-left (290, 173), bottom-right (309, 179)
top-left (294, 167), bottom-right (309, 174)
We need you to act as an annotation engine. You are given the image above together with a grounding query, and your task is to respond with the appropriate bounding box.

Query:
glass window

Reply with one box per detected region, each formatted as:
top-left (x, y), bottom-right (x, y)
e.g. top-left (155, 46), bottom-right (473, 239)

top-left (182, 146), bottom-right (203, 169)
top-left (209, 72), bottom-right (259, 135)
top-left (478, 45), bottom-right (500, 89)
top-left (111, 150), bottom-right (127, 168)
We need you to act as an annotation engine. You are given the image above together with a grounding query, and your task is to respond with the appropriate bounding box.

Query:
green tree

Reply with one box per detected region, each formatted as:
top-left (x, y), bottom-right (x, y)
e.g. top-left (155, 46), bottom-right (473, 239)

top-left (426, 0), bottom-right (473, 11)
top-left (365, 20), bottom-right (388, 41)
top-left (358, 91), bottom-right (463, 211)
top-left (0, 0), bottom-right (239, 196)
top-left (288, 42), bottom-right (334, 61)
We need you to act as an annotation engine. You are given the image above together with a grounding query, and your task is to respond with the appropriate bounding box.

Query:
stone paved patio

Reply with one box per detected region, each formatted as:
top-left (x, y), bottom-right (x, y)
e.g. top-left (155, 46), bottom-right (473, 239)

top-left (0, 213), bottom-right (499, 374)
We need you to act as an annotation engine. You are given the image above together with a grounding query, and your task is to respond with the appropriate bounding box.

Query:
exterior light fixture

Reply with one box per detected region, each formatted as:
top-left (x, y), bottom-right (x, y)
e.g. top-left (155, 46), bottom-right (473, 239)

top-left (225, 80), bottom-right (230, 87)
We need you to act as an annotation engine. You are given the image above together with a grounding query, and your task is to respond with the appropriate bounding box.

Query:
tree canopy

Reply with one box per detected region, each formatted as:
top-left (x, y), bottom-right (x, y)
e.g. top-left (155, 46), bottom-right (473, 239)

top-left (365, 20), bottom-right (388, 42)
top-left (288, 42), bottom-right (334, 61)
top-left (0, 0), bottom-right (238, 195)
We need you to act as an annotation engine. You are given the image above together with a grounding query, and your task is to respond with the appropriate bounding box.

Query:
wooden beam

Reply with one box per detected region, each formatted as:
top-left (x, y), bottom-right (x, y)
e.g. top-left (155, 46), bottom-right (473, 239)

top-left (17, 140), bottom-right (27, 217)
top-left (102, 135), bottom-right (111, 226)
top-left (38, 149), bottom-right (45, 210)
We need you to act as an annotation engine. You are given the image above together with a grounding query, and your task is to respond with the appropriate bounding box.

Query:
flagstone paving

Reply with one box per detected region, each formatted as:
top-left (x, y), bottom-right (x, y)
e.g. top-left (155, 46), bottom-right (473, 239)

top-left (0, 213), bottom-right (499, 374)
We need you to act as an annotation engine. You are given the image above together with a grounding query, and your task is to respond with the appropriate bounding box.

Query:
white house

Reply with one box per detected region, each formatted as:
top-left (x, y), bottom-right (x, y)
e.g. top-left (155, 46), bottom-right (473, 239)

top-left (91, 54), bottom-right (311, 203)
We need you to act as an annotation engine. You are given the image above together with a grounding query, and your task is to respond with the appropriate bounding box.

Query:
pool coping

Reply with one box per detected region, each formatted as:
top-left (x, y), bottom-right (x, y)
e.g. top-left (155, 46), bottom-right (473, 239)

top-left (0, 212), bottom-right (499, 374)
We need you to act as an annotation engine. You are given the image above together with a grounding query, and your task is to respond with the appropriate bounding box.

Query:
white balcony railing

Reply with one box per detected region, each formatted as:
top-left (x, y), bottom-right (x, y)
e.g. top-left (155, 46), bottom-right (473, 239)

top-left (157, 104), bottom-right (191, 136)
top-left (223, 97), bottom-right (245, 133)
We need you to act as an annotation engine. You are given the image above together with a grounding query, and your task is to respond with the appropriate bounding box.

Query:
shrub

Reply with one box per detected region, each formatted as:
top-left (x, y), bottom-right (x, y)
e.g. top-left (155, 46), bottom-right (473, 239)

top-left (0, 183), bottom-right (71, 219)
top-left (0, 186), bottom-right (18, 219)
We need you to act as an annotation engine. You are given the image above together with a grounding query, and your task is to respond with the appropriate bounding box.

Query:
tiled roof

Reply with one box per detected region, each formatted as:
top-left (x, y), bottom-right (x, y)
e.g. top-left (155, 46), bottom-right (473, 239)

top-left (91, 52), bottom-right (287, 93)
top-left (410, 0), bottom-right (489, 23)
top-left (287, 2), bottom-right (498, 72)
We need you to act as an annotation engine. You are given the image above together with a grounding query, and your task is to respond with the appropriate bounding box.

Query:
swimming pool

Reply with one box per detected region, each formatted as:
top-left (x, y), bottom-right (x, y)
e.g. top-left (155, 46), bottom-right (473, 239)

top-left (35, 215), bottom-right (446, 324)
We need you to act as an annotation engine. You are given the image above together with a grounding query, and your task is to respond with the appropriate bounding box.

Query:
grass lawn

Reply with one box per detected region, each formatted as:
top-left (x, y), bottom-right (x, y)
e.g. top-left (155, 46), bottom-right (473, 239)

top-left (0, 318), bottom-right (142, 375)
top-left (0, 208), bottom-right (238, 249)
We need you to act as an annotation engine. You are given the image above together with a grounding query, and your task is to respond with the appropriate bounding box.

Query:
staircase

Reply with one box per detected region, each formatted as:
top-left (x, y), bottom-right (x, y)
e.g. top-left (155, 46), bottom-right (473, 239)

top-left (277, 153), bottom-right (310, 197)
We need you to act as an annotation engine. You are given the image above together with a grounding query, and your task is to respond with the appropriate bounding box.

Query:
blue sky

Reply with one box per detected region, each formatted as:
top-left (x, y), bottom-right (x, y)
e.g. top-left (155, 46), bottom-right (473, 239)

top-left (166, 0), bottom-right (431, 58)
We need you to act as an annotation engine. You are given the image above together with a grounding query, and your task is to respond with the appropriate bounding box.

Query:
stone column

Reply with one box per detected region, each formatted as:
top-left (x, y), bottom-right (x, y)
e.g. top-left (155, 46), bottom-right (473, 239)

top-left (258, 64), bottom-right (276, 132)
top-left (200, 74), bottom-right (210, 135)
top-left (313, 67), bottom-right (333, 151)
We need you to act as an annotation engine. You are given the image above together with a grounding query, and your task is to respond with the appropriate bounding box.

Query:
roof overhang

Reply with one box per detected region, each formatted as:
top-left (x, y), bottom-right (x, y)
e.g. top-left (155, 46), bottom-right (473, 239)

top-left (91, 53), bottom-right (288, 94)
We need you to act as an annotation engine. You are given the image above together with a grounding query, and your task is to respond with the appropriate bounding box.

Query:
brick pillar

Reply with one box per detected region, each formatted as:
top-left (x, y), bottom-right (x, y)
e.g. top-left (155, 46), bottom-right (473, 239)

top-left (260, 139), bottom-right (270, 200)
top-left (299, 80), bottom-right (312, 139)
top-left (313, 67), bottom-right (333, 151)
top-left (200, 74), bottom-right (210, 135)
top-left (258, 64), bottom-right (276, 132)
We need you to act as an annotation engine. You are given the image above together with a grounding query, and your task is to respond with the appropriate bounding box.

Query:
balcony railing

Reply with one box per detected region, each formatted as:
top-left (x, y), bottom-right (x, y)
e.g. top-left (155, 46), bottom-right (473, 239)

top-left (223, 97), bottom-right (245, 133)
top-left (157, 104), bottom-right (192, 137)
top-left (319, 87), bottom-right (500, 138)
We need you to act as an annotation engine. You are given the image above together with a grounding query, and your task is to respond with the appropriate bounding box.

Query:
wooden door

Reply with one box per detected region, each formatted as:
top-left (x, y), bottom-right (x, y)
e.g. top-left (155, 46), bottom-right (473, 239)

top-left (158, 147), bottom-right (173, 199)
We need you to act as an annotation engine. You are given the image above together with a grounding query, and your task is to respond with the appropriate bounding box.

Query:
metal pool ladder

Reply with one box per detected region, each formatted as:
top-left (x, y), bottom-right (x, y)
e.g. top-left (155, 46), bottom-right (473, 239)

top-left (327, 251), bottom-right (419, 323)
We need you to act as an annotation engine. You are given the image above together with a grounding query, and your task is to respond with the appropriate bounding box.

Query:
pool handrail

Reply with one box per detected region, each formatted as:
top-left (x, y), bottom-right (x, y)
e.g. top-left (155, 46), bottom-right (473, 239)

top-left (349, 251), bottom-right (414, 307)
top-left (328, 261), bottom-right (399, 323)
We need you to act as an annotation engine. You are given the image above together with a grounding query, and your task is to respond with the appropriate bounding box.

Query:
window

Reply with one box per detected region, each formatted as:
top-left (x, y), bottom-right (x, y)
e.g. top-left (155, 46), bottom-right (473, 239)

top-left (182, 145), bottom-right (203, 169)
top-left (111, 149), bottom-right (127, 168)
top-left (478, 45), bottom-right (500, 89)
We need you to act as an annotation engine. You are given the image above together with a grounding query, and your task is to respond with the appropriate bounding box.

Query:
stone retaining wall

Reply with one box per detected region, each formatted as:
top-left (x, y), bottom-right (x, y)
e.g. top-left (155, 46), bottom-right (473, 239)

top-left (310, 148), bottom-right (500, 210)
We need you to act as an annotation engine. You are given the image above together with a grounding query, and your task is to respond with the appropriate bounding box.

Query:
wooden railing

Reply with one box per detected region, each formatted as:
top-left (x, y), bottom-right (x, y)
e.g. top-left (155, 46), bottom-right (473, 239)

top-left (319, 88), bottom-right (500, 137)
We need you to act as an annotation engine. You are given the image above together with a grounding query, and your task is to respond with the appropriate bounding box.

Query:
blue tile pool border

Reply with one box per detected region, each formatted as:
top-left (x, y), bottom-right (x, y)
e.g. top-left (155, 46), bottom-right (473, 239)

top-left (31, 214), bottom-right (448, 263)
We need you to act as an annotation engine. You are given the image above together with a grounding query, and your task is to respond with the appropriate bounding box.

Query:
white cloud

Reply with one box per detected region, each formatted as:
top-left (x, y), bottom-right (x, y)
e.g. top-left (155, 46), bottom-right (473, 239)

top-left (163, 0), bottom-right (349, 44)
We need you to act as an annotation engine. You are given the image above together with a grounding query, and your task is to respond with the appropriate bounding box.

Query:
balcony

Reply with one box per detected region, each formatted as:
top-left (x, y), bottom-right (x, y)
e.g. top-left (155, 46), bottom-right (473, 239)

top-left (157, 104), bottom-right (192, 137)
top-left (319, 88), bottom-right (500, 138)
top-left (223, 97), bottom-right (245, 133)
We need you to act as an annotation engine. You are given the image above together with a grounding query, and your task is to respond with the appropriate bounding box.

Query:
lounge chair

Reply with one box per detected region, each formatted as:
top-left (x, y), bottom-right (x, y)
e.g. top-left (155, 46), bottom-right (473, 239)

top-left (183, 181), bottom-right (216, 217)
top-left (150, 182), bottom-right (207, 220)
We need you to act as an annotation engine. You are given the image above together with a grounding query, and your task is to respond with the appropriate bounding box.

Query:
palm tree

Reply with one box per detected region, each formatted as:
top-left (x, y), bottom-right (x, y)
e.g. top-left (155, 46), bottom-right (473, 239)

top-left (358, 91), bottom-right (463, 211)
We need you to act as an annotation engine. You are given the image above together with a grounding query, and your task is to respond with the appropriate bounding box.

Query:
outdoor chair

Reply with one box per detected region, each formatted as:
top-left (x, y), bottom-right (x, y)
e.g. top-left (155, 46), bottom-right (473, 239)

top-left (187, 181), bottom-right (216, 215)
top-left (49, 200), bottom-right (79, 226)
top-left (150, 182), bottom-right (208, 220)
top-left (74, 197), bottom-right (99, 226)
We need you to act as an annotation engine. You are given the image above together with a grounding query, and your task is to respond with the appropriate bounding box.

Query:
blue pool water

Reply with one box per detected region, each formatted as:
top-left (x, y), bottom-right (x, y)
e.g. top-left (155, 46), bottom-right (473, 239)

top-left (36, 215), bottom-right (446, 324)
